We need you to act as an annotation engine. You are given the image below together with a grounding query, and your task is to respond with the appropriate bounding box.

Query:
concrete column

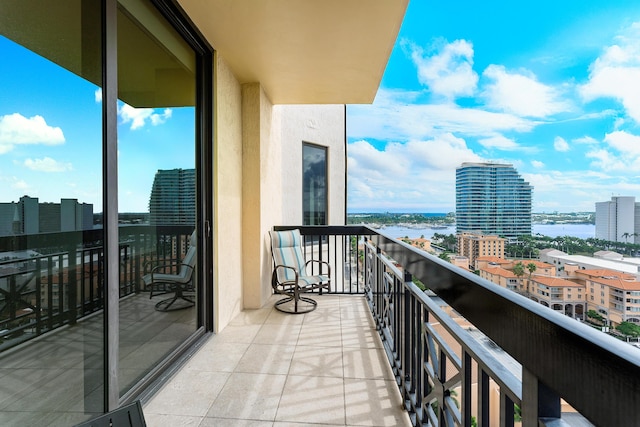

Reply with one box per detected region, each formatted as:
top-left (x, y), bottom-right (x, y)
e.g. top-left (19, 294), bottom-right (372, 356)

top-left (241, 83), bottom-right (279, 309)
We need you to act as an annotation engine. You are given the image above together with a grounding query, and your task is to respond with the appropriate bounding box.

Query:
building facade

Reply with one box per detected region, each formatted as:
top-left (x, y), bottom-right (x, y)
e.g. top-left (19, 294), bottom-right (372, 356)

top-left (525, 275), bottom-right (586, 320)
top-left (573, 270), bottom-right (640, 326)
top-left (595, 196), bottom-right (640, 243)
top-left (457, 232), bottom-right (506, 269)
top-left (479, 265), bottom-right (520, 291)
top-left (0, 196), bottom-right (93, 236)
top-left (456, 162), bottom-right (532, 240)
top-left (149, 168), bottom-right (196, 225)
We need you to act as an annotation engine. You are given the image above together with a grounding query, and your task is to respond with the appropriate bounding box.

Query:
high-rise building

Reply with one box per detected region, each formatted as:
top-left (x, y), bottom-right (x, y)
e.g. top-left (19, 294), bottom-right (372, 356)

top-left (456, 162), bottom-right (532, 239)
top-left (149, 168), bottom-right (196, 226)
top-left (595, 196), bottom-right (640, 243)
top-left (0, 196), bottom-right (93, 236)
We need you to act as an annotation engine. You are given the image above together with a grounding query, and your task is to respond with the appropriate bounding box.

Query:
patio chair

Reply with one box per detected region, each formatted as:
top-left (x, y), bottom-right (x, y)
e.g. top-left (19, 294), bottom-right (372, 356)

top-left (269, 229), bottom-right (331, 313)
top-left (142, 231), bottom-right (196, 311)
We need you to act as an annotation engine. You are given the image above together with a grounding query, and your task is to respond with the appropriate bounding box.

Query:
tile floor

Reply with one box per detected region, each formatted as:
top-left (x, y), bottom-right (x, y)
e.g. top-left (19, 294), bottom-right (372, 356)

top-left (143, 294), bottom-right (412, 427)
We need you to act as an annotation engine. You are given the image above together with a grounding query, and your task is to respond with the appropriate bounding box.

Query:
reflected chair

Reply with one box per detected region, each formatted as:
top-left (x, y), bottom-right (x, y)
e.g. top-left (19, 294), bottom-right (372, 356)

top-left (269, 229), bottom-right (331, 314)
top-left (142, 231), bottom-right (196, 311)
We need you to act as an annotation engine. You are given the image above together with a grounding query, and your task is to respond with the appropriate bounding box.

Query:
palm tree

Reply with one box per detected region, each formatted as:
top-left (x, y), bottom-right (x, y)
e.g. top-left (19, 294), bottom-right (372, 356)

top-left (512, 262), bottom-right (525, 279)
top-left (526, 262), bottom-right (537, 278)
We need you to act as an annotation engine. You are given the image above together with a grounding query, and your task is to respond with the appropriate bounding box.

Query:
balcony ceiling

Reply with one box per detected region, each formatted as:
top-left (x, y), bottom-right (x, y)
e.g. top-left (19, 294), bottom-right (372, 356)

top-left (177, 0), bottom-right (409, 104)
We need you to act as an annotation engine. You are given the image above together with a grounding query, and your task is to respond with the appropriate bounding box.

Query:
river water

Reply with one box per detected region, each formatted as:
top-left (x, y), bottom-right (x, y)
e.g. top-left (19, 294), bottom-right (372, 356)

top-left (372, 223), bottom-right (595, 240)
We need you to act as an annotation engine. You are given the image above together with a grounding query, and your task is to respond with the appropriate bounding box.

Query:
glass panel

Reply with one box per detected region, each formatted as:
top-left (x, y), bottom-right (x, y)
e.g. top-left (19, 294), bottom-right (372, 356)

top-left (116, 0), bottom-right (197, 396)
top-left (0, 1), bottom-right (104, 425)
top-left (303, 143), bottom-right (328, 225)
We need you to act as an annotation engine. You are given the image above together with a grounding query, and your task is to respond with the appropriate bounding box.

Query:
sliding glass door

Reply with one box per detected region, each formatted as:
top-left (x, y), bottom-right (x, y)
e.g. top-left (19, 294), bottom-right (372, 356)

top-left (116, 0), bottom-right (198, 397)
top-left (0, 0), bottom-right (210, 424)
top-left (0, 2), bottom-right (105, 424)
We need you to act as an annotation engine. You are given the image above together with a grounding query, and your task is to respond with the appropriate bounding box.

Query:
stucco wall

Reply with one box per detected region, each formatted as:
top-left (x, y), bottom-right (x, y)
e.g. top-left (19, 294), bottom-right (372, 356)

top-left (213, 55), bottom-right (244, 331)
top-left (276, 104), bottom-right (346, 226)
top-left (241, 83), bottom-right (282, 309)
top-left (213, 72), bottom-right (347, 325)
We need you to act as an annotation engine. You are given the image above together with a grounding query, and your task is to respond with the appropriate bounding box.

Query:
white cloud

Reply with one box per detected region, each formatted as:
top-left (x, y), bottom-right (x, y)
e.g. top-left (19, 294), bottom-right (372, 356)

top-left (583, 130), bottom-right (640, 172)
top-left (580, 23), bottom-right (640, 123)
top-left (554, 136), bottom-right (570, 152)
top-left (348, 135), bottom-right (483, 210)
top-left (150, 108), bottom-right (173, 125)
top-left (405, 39), bottom-right (478, 99)
top-left (348, 90), bottom-right (538, 141)
top-left (586, 148), bottom-right (628, 171)
top-left (525, 169), bottom-right (629, 211)
top-left (24, 157), bottom-right (73, 172)
top-left (118, 104), bottom-right (173, 130)
top-left (0, 113), bottom-right (65, 153)
top-left (603, 130), bottom-right (640, 156)
top-left (12, 177), bottom-right (29, 191)
top-left (481, 65), bottom-right (570, 117)
top-left (478, 135), bottom-right (519, 150)
top-left (573, 136), bottom-right (598, 144)
top-left (95, 88), bottom-right (102, 103)
top-left (531, 160), bottom-right (545, 168)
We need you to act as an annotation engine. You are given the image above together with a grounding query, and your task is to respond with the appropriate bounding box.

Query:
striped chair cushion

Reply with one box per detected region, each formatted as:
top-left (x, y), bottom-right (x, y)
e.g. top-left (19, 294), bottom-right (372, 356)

top-left (270, 229), bottom-right (307, 283)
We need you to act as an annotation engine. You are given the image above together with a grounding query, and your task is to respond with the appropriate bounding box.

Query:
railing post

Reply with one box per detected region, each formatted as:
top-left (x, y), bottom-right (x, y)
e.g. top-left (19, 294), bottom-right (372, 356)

top-left (35, 258), bottom-right (42, 336)
top-left (8, 274), bottom-right (16, 322)
top-left (478, 369), bottom-right (490, 427)
top-left (68, 245), bottom-right (78, 325)
top-left (375, 246), bottom-right (383, 323)
top-left (500, 391), bottom-right (515, 427)
top-left (402, 271), bottom-right (412, 406)
top-left (522, 367), bottom-right (561, 427)
top-left (462, 351), bottom-right (472, 427)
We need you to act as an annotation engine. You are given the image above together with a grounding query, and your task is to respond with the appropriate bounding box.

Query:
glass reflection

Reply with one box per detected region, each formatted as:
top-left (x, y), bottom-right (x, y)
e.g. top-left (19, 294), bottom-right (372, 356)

top-left (116, 0), bottom-right (197, 396)
top-left (0, 1), bottom-right (104, 425)
top-left (303, 143), bottom-right (328, 225)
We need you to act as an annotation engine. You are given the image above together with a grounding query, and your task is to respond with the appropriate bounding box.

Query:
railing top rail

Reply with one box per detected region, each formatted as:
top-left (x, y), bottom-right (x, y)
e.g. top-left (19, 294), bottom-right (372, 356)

top-left (368, 227), bottom-right (640, 427)
top-left (370, 240), bottom-right (523, 403)
top-left (273, 225), bottom-right (372, 236)
top-left (0, 225), bottom-right (194, 252)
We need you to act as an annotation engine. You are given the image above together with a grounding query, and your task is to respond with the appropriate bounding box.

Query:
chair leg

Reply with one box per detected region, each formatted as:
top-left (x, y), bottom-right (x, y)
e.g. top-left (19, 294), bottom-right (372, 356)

top-left (273, 295), bottom-right (317, 314)
top-left (154, 286), bottom-right (195, 312)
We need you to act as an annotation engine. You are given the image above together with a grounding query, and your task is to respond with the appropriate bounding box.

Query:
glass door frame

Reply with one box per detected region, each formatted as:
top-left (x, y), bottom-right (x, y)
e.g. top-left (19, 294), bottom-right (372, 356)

top-left (102, 0), bottom-right (214, 410)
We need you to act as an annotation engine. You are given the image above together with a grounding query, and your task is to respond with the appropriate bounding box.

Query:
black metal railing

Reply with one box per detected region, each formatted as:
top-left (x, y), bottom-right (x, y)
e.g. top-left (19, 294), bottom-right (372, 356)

top-left (0, 225), bottom-right (193, 351)
top-left (282, 225), bottom-right (640, 427)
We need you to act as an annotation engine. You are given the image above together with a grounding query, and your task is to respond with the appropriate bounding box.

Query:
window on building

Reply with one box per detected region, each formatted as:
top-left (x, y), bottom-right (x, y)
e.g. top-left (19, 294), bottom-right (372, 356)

top-left (303, 143), bottom-right (328, 225)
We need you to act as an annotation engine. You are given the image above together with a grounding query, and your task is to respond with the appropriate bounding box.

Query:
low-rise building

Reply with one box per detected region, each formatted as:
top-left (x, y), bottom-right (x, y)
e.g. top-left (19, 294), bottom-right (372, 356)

top-left (479, 266), bottom-right (520, 292)
top-left (450, 255), bottom-right (470, 270)
top-left (474, 256), bottom-right (511, 271)
top-left (457, 232), bottom-right (505, 269)
top-left (573, 269), bottom-right (640, 326)
top-left (513, 259), bottom-right (557, 277)
top-left (540, 249), bottom-right (640, 277)
top-left (526, 275), bottom-right (586, 320)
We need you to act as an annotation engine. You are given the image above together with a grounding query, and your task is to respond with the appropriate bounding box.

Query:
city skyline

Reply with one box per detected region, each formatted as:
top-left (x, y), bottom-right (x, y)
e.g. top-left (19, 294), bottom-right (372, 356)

top-left (347, 0), bottom-right (640, 213)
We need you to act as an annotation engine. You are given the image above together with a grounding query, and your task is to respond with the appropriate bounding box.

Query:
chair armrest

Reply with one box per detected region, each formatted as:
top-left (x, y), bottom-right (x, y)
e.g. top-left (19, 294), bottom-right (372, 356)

top-left (150, 262), bottom-right (181, 274)
top-left (143, 258), bottom-right (179, 274)
top-left (304, 259), bottom-right (331, 277)
top-left (272, 264), bottom-right (299, 285)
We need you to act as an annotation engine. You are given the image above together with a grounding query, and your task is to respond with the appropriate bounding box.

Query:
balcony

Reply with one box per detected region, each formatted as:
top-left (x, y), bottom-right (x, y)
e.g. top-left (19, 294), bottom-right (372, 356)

top-left (143, 294), bottom-right (411, 426)
top-left (1, 225), bottom-right (639, 426)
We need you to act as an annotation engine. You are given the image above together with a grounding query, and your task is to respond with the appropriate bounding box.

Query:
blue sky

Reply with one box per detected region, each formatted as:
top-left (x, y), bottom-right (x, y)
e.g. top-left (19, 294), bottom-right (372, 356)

top-left (0, 36), bottom-right (194, 213)
top-left (347, 0), bottom-right (640, 213)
